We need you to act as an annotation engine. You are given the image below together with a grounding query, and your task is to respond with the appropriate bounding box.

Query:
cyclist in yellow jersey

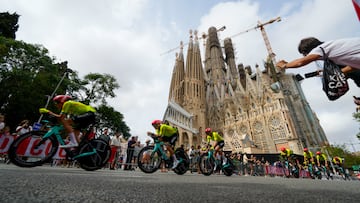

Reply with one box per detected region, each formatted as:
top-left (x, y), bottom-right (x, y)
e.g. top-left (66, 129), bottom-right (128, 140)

top-left (303, 148), bottom-right (314, 165)
top-left (279, 147), bottom-right (293, 161)
top-left (39, 95), bottom-right (96, 148)
top-left (148, 120), bottom-right (180, 169)
top-left (315, 151), bottom-right (328, 167)
top-left (332, 156), bottom-right (343, 166)
top-left (315, 151), bottom-right (331, 178)
top-left (205, 128), bottom-right (227, 165)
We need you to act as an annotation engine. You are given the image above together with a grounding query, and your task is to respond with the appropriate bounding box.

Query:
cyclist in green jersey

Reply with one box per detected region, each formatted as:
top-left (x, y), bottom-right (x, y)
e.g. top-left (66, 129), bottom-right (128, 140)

top-left (205, 128), bottom-right (227, 165)
top-left (315, 151), bottom-right (328, 168)
top-left (147, 120), bottom-right (180, 169)
top-left (303, 148), bottom-right (314, 165)
top-left (39, 95), bottom-right (96, 148)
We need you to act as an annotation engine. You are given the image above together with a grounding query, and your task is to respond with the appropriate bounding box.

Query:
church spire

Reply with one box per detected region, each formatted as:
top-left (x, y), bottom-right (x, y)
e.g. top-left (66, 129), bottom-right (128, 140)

top-left (168, 41), bottom-right (185, 105)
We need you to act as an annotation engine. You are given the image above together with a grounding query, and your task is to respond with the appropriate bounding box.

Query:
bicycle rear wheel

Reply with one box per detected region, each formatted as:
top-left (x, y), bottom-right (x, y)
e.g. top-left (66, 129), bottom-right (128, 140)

top-left (173, 148), bottom-right (190, 175)
top-left (137, 146), bottom-right (161, 173)
top-left (222, 160), bottom-right (234, 176)
top-left (8, 131), bottom-right (59, 167)
top-left (77, 139), bottom-right (111, 171)
top-left (199, 153), bottom-right (214, 176)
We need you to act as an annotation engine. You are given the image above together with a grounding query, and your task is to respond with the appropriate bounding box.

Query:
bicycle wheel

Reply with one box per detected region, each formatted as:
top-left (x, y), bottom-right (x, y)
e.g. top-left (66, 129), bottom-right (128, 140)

top-left (137, 146), bottom-right (161, 173)
top-left (8, 131), bottom-right (59, 167)
top-left (78, 139), bottom-right (111, 171)
top-left (222, 160), bottom-right (234, 176)
top-left (173, 148), bottom-right (190, 175)
top-left (199, 153), bottom-right (214, 176)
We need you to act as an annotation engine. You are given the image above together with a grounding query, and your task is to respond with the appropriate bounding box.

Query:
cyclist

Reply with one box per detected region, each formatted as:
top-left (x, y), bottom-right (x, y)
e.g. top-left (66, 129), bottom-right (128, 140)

top-left (315, 151), bottom-right (328, 167)
top-left (332, 156), bottom-right (343, 167)
top-left (303, 148), bottom-right (314, 165)
top-left (332, 156), bottom-right (345, 175)
top-left (279, 147), bottom-right (293, 162)
top-left (303, 148), bottom-right (315, 177)
top-left (147, 120), bottom-right (179, 169)
top-left (39, 95), bottom-right (96, 148)
top-left (204, 128), bottom-right (227, 165)
top-left (315, 151), bottom-right (331, 178)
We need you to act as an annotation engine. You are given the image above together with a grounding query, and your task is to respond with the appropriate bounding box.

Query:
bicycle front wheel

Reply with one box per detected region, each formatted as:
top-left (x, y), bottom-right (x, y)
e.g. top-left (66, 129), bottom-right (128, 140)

top-left (8, 131), bottom-right (59, 167)
top-left (137, 146), bottom-right (162, 173)
top-left (199, 153), bottom-right (214, 176)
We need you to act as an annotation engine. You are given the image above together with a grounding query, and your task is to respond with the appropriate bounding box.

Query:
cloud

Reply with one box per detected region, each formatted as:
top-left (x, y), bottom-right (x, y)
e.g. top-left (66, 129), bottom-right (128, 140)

top-left (196, 0), bottom-right (360, 151)
top-left (2, 0), bottom-right (359, 151)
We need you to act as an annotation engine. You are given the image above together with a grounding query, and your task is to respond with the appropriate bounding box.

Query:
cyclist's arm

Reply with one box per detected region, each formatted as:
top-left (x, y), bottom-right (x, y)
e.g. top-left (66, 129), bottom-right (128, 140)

top-left (47, 110), bottom-right (61, 118)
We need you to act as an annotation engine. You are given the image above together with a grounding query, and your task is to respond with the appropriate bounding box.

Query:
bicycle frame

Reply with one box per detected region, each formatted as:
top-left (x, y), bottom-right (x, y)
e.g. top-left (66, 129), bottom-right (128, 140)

top-left (41, 124), bottom-right (97, 159)
top-left (152, 140), bottom-right (170, 161)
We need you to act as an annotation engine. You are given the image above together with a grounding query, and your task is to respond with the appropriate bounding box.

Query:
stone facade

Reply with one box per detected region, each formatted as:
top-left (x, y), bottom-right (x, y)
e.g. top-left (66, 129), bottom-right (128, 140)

top-left (163, 27), bottom-right (328, 155)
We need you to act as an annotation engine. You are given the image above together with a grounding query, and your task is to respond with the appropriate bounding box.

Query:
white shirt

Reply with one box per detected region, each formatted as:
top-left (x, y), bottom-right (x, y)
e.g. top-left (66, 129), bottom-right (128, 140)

top-left (16, 126), bottom-right (32, 135)
top-left (0, 122), bottom-right (4, 131)
top-left (110, 136), bottom-right (122, 147)
top-left (309, 38), bottom-right (360, 69)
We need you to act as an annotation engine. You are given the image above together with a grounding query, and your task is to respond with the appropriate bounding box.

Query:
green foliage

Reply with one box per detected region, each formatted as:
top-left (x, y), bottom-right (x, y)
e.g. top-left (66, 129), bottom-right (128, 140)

top-left (0, 36), bottom-right (130, 137)
top-left (353, 112), bottom-right (360, 140)
top-left (96, 104), bottom-right (130, 139)
top-left (0, 12), bottom-right (19, 39)
top-left (324, 144), bottom-right (360, 167)
top-left (0, 36), bottom-right (65, 130)
top-left (77, 73), bottom-right (119, 105)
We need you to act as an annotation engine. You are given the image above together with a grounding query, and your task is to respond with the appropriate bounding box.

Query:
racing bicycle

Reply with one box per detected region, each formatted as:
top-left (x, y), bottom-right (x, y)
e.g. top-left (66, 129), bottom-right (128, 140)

top-left (137, 135), bottom-right (189, 175)
top-left (8, 117), bottom-right (111, 171)
top-left (198, 148), bottom-right (234, 176)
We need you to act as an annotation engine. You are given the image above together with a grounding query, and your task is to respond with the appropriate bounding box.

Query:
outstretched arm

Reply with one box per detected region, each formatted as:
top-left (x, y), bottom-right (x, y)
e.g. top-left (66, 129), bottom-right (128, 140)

top-left (276, 54), bottom-right (321, 70)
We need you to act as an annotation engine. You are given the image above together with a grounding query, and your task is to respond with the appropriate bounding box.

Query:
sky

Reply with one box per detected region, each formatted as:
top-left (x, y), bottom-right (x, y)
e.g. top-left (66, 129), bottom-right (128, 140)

top-left (1, 0), bottom-right (360, 151)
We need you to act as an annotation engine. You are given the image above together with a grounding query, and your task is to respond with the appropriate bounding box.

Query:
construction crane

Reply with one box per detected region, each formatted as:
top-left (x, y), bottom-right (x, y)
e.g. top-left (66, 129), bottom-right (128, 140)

top-left (160, 17), bottom-right (281, 61)
top-left (229, 16), bottom-right (281, 67)
top-left (160, 26), bottom-right (226, 56)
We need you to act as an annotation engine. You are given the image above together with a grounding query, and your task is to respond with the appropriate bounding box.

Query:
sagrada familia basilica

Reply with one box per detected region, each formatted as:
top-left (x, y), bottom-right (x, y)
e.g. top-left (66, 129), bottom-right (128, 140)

top-left (162, 26), bottom-right (329, 155)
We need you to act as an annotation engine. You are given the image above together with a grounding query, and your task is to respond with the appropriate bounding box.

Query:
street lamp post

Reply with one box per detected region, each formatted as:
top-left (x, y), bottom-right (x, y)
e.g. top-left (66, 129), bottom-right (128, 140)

top-left (34, 68), bottom-right (73, 128)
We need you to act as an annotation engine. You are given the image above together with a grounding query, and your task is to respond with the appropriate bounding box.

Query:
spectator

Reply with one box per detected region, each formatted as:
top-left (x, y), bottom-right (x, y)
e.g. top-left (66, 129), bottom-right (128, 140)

top-left (236, 153), bottom-right (244, 176)
top-left (0, 114), bottom-right (5, 133)
top-left (124, 136), bottom-right (136, 170)
top-left (276, 37), bottom-right (360, 87)
top-left (243, 153), bottom-right (249, 176)
top-left (109, 132), bottom-right (122, 170)
top-left (188, 145), bottom-right (196, 173)
top-left (99, 128), bottom-right (111, 144)
top-left (195, 145), bottom-right (201, 174)
top-left (16, 119), bottom-right (32, 136)
top-left (248, 154), bottom-right (255, 176)
top-left (132, 141), bottom-right (141, 169)
top-left (145, 139), bottom-right (151, 146)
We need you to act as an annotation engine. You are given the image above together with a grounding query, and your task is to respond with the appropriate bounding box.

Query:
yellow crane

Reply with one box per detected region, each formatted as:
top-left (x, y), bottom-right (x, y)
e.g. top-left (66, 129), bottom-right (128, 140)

top-left (229, 16), bottom-right (281, 66)
top-left (160, 26), bottom-right (226, 56)
top-left (160, 16), bottom-right (281, 62)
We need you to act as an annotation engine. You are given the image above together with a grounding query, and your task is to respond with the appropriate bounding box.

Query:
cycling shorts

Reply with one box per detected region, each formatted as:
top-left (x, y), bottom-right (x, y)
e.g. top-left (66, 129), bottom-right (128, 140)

top-left (162, 133), bottom-right (178, 146)
top-left (214, 140), bottom-right (225, 149)
top-left (73, 112), bottom-right (96, 130)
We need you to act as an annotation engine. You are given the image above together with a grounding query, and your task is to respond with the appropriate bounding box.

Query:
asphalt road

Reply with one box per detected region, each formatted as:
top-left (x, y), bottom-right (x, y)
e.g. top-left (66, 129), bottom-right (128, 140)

top-left (1, 164), bottom-right (359, 203)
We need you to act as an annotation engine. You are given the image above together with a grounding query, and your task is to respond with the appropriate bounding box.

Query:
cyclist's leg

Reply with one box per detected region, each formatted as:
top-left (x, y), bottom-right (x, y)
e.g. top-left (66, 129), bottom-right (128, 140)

top-left (73, 112), bottom-right (96, 142)
top-left (59, 118), bottom-right (78, 147)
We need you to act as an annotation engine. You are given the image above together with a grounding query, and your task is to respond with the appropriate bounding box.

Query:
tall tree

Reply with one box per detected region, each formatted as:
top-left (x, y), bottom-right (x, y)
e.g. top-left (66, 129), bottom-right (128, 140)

top-left (0, 36), bottom-right (129, 136)
top-left (75, 73), bottom-right (119, 105)
top-left (96, 104), bottom-right (131, 139)
top-left (0, 12), bottom-right (19, 39)
top-left (0, 36), bottom-right (67, 130)
top-left (353, 112), bottom-right (360, 140)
